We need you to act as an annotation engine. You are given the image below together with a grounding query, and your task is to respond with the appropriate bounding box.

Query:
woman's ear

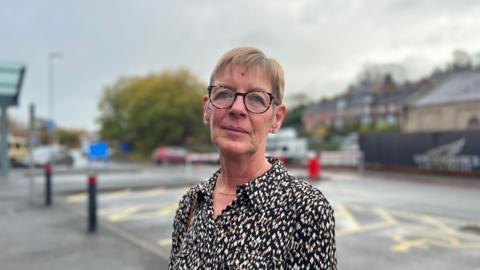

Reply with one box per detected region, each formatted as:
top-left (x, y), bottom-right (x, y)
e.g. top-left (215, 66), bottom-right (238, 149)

top-left (203, 95), bottom-right (211, 125)
top-left (271, 104), bottom-right (286, 133)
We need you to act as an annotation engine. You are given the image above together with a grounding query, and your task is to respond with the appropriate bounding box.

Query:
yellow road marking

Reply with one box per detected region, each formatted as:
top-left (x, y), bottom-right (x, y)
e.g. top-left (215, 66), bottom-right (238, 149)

top-left (392, 235), bottom-right (429, 252)
top-left (390, 214), bottom-right (480, 252)
top-left (375, 208), bottom-right (398, 225)
top-left (333, 204), bottom-right (480, 252)
top-left (66, 192), bottom-right (87, 202)
top-left (336, 206), bottom-right (398, 236)
top-left (66, 189), bottom-right (131, 202)
top-left (394, 212), bottom-right (480, 241)
top-left (158, 238), bottom-right (172, 246)
top-left (335, 203), bottom-right (362, 232)
top-left (105, 202), bottom-right (178, 222)
top-left (70, 189), bottom-right (480, 253)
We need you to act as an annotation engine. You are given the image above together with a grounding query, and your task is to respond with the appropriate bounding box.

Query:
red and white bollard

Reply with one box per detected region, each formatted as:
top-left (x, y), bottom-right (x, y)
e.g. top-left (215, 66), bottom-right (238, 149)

top-left (308, 151), bottom-right (321, 180)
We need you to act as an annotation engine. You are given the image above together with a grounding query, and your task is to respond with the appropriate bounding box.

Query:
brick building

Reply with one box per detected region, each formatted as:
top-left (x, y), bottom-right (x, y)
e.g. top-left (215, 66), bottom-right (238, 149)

top-left (403, 70), bottom-right (480, 132)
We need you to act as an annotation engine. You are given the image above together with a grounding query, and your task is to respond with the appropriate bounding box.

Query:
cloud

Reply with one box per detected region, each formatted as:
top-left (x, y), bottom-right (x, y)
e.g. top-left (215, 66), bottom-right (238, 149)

top-left (2, 0), bottom-right (480, 130)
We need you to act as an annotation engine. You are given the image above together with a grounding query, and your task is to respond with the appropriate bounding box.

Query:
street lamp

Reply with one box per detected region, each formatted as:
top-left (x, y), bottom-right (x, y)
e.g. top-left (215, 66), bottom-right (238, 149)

top-left (48, 52), bottom-right (62, 134)
top-left (47, 52), bottom-right (62, 168)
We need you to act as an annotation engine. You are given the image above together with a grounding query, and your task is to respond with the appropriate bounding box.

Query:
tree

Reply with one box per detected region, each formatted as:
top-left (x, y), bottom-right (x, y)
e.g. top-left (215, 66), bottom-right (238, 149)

top-left (57, 128), bottom-right (83, 148)
top-left (282, 104), bottom-right (307, 131)
top-left (97, 67), bottom-right (210, 156)
top-left (356, 63), bottom-right (406, 86)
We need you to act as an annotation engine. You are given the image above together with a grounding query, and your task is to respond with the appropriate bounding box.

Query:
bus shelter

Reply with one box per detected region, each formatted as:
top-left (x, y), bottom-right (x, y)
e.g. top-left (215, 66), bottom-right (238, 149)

top-left (0, 61), bottom-right (26, 178)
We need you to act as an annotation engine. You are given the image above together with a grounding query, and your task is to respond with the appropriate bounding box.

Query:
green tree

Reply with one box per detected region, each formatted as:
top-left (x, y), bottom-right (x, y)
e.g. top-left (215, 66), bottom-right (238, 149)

top-left (97, 67), bottom-right (210, 156)
top-left (282, 104), bottom-right (306, 131)
top-left (57, 128), bottom-right (83, 148)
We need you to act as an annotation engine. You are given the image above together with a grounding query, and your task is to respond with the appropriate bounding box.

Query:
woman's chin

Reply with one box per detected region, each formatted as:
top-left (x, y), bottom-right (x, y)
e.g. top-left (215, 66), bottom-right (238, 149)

top-left (216, 140), bottom-right (254, 157)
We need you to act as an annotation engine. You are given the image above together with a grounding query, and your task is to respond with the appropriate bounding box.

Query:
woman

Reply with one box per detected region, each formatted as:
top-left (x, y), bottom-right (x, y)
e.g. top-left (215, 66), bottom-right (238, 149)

top-left (169, 47), bottom-right (336, 269)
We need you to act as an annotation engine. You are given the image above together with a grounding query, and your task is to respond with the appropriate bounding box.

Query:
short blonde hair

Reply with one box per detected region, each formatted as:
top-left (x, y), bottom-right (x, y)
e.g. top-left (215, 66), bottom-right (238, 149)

top-left (210, 47), bottom-right (285, 104)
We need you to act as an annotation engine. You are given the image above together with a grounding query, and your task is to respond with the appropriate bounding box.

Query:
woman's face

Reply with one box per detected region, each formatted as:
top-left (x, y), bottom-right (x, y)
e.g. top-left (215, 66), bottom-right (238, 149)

top-left (203, 65), bottom-right (286, 158)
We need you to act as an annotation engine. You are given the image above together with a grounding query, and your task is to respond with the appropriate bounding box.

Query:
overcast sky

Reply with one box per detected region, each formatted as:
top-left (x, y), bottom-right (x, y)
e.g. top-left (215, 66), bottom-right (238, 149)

top-left (2, 0), bottom-right (480, 131)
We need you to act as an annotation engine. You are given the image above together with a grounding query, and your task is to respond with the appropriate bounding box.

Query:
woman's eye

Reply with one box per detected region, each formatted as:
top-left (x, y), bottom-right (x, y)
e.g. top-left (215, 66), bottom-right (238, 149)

top-left (214, 89), bottom-right (233, 99)
top-left (248, 93), bottom-right (267, 105)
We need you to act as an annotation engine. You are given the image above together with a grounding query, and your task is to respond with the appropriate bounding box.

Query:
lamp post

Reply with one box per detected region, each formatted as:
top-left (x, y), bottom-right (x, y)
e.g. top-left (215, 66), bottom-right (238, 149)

top-left (47, 52), bottom-right (62, 168)
top-left (48, 52), bottom-right (62, 140)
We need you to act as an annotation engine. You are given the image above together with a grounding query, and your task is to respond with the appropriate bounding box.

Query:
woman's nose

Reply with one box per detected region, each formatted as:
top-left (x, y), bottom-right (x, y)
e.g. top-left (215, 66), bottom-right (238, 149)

top-left (229, 94), bottom-right (248, 116)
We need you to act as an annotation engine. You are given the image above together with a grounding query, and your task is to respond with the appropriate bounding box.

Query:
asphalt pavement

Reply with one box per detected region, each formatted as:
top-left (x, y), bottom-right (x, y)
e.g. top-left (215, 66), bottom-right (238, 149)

top-left (1, 163), bottom-right (479, 270)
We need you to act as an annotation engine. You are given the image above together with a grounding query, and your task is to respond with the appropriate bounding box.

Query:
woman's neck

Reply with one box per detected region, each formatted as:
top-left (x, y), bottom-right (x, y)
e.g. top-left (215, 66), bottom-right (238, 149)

top-left (216, 152), bottom-right (271, 192)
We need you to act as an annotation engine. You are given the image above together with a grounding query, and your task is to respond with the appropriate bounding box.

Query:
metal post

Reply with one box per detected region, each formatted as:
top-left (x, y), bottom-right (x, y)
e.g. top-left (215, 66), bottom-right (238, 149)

top-left (48, 52), bottom-right (62, 167)
top-left (28, 104), bottom-right (36, 203)
top-left (45, 163), bottom-right (52, 206)
top-left (88, 174), bottom-right (97, 233)
top-left (0, 106), bottom-right (9, 179)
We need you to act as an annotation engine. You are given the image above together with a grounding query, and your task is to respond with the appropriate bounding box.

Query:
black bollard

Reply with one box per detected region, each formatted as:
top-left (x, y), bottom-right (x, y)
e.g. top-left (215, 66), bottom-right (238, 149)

top-left (45, 163), bottom-right (53, 206)
top-left (88, 174), bottom-right (97, 233)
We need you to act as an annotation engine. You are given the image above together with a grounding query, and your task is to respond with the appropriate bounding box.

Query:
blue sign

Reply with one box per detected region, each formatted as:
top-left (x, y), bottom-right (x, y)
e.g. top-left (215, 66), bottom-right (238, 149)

top-left (88, 141), bottom-right (109, 160)
top-left (44, 120), bottom-right (56, 130)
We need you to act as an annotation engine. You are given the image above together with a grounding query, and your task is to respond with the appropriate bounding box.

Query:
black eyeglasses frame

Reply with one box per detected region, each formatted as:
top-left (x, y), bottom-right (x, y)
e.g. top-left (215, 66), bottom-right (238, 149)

top-left (207, 85), bottom-right (276, 114)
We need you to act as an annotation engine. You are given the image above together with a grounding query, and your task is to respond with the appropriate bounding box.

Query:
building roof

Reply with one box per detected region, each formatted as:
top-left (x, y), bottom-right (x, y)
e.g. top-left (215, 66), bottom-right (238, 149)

top-left (375, 88), bottom-right (415, 105)
top-left (411, 70), bottom-right (480, 107)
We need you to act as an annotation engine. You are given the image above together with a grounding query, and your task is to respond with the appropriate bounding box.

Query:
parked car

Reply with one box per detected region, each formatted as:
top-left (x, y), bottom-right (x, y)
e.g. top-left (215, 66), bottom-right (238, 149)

top-left (22, 145), bottom-right (74, 167)
top-left (7, 136), bottom-right (28, 167)
top-left (152, 146), bottom-right (187, 164)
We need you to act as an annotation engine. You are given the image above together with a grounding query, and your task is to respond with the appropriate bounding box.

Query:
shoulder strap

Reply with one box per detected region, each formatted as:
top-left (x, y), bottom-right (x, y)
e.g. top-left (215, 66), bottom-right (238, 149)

top-left (187, 196), bottom-right (198, 228)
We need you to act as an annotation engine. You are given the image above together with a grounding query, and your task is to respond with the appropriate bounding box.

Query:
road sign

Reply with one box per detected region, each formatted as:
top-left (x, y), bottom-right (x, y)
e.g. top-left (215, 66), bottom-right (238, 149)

top-left (88, 141), bottom-right (109, 160)
top-left (44, 120), bottom-right (56, 130)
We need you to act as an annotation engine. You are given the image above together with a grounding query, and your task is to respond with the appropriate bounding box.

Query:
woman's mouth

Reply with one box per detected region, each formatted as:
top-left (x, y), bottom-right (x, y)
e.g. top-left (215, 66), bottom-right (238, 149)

top-left (223, 126), bottom-right (248, 134)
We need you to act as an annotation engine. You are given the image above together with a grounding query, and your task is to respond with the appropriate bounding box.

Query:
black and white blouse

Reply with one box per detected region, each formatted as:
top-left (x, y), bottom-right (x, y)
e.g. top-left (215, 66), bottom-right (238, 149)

top-left (169, 158), bottom-right (336, 269)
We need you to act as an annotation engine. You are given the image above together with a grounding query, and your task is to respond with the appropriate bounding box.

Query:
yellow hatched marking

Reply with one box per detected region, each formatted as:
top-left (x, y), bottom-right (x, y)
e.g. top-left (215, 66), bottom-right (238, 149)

top-left (390, 214), bottom-right (480, 252)
top-left (335, 203), bottom-right (361, 233)
top-left (333, 204), bottom-right (480, 252)
top-left (336, 206), bottom-right (397, 236)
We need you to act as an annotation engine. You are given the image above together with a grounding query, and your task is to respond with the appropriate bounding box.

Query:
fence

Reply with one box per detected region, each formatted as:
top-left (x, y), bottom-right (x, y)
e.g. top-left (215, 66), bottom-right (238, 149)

top-left (359, 130), bottom-right (480, 175)
top-left (320, 151), bottom-right (364, 171)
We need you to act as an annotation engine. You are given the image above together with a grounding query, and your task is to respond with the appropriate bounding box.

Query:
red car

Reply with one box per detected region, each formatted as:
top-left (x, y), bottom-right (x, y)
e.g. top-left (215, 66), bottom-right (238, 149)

top-left (152, 146), bottom-right (188, 164)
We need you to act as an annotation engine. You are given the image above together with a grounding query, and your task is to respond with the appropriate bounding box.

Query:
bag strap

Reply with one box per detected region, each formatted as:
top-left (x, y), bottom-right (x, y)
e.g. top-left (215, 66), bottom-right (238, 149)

top-left (187, 197), bottom-right (197, 228)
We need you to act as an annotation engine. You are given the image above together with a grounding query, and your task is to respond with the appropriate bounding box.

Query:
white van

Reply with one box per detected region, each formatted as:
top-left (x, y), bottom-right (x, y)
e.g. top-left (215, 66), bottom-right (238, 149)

top-left (266, 128), bottom-right (308, 162)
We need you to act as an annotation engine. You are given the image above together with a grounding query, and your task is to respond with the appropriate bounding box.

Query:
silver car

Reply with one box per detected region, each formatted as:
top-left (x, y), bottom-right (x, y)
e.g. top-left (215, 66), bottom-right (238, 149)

top-left (22, 145), bottom-right (74, 167)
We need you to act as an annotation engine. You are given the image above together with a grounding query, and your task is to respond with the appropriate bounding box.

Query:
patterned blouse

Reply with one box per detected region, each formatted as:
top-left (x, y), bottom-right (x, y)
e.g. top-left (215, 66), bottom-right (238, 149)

top-left (169, 158), bottom-right (336, 269)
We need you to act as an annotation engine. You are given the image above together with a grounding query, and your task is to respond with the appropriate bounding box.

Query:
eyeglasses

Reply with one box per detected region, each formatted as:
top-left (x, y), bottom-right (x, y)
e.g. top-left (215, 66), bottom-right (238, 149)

top-left (208, 85), bottom-right (275, 114)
